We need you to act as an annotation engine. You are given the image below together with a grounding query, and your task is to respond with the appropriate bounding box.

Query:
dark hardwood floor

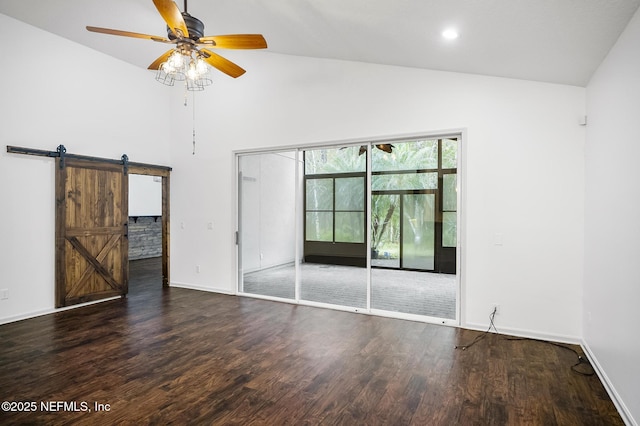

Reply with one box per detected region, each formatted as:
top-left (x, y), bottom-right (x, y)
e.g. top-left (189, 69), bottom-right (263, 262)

top-left (0, 258), bottom-right (623, 425)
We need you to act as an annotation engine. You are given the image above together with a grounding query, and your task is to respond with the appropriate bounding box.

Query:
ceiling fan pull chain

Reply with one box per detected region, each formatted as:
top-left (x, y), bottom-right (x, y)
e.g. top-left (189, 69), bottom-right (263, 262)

top-left (192, 91), bottom-right (196, 155)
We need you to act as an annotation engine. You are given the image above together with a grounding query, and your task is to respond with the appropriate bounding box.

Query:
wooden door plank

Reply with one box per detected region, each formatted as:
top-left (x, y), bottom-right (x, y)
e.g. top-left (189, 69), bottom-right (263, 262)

top-left (67, 237), bottom-right (121, 291)
top-left (66, 234), bottom-right (122, 297)
top-left (55, 158), bottom-right (68, 308)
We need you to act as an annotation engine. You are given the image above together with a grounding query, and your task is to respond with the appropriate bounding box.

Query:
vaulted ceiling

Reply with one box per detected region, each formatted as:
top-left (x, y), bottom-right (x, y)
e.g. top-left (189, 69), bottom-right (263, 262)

top-left (1, 0), bottom-right (638, 86)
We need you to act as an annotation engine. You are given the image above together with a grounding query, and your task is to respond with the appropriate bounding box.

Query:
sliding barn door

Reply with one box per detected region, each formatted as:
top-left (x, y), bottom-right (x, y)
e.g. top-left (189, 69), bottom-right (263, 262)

top-left (55, 158), bottom-right (129, 307)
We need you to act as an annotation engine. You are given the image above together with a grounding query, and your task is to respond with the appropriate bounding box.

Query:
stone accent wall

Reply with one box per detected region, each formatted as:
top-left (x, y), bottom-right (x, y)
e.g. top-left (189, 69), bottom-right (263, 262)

top-left (128, 216), bottom-right (162, 260)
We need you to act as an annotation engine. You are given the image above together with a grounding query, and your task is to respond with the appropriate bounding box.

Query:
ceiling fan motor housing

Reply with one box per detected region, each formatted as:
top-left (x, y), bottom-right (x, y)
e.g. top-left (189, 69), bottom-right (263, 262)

top-left (167, 12), bottom-right (204, 41)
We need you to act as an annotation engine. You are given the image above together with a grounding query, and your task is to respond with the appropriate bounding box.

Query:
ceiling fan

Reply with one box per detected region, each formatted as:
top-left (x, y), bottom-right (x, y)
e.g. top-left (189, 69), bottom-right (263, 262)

top-left (86, 0), bottom-right (267, 87)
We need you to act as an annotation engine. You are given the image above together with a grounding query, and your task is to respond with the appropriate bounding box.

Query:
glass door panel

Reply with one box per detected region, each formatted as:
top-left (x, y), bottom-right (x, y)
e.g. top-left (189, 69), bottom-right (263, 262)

top-left (370, 138), bottom-right (457, 321)
top-left (238, 152), bottom-right (297, 299)
top-left (402, 193), bottom-right (435, 270)
top-left (301, 145), bottom-right (367, 309)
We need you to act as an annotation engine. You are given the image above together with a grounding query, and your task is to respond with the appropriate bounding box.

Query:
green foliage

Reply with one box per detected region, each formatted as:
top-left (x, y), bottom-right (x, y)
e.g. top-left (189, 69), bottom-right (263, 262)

top-left (304, 139), bottom-right (458, 251)
top-left (305, 146), bottom-right (365, 175)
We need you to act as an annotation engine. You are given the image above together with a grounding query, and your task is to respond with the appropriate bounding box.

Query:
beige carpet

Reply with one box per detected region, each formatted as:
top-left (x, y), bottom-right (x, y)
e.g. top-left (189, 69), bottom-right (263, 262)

top-left (242, 263), bottom-right (456, 319)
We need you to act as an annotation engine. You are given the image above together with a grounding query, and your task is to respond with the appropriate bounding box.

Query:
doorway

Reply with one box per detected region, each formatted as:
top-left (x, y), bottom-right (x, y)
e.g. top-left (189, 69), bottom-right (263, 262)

top-left (127, 166), bottom-right (171, 290)
top-left (128, 174), bottom-right (165, 294)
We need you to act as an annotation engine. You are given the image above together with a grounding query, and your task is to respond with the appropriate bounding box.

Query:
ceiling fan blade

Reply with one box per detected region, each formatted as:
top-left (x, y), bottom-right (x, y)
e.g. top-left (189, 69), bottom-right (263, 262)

top-left (201, 49), bottom-right (246, 78)
top-left (376, 144), bottom-right (394, 153)
top-left (152, 0), bottom-right (189, 38)
top-left (148, 50), bottom-right (175, 70)
top-left (86, 26), bottom-right (171, 43)
top-left (198, 34), bottom-right (267, 49)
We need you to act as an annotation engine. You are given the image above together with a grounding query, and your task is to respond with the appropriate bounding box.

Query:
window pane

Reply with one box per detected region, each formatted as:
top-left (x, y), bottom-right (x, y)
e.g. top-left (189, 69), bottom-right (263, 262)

top-left (335, 177), bottom-right (364, 210)
top-left (335, 212), bottom-right (364, 243)
top-left (443, 173), bottom-right (457, 211)
top-left (306, 212), bottom-right (333, 241)
top-left (372, 172), bottom-right (437, 191)
top-left (443, 212), bottom-right (457, 247)
top-left (402, 194), bottom-right (435, 270)
top-left (304, 146), bottom-right (366, 174)
top-left (372, 140), bottom-right (438, 172)
top-left (442, 138), bottom-right (458, 169)
top-left (306, 179), bottom-right (333, 210)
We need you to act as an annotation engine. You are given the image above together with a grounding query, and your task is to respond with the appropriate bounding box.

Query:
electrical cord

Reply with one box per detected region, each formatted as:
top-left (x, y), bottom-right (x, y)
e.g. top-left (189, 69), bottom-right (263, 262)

top-left (455, 307), bottom-right (595, 376)
top-left (503, 336), bottom-right (595, 376)
top-left (454, 307), bottom-right (498, 350)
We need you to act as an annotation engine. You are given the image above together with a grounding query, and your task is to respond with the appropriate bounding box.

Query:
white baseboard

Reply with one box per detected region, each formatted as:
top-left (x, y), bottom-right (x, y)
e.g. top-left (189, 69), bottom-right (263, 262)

top-left (581, 341), bottom-right (636, 426)
top-left (463, 321), bottom-right (581, 345)
top-left (169, 281), bottom-right (235, 295)
top-left (0, 296), bottom-right (121, 326)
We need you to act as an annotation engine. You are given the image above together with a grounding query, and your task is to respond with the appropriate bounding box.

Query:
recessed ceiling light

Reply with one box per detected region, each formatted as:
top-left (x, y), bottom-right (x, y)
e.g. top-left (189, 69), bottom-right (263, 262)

top-left (442, 28), bottom-right (459, 40)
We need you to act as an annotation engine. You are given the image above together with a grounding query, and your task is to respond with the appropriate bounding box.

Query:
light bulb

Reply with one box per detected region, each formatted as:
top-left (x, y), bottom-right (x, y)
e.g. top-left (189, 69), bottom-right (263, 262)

top-left (168, 51), bottom-right (184, 68)
top-left (196, 58), bottom-right (208, 75)
top-left (186, 61), bottom-right (198, 80)
top-left (159, 62), bottom-right (170, 74)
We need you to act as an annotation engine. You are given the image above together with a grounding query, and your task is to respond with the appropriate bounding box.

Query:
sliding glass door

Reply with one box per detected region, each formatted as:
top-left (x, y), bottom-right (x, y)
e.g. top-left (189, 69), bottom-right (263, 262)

top-left (237, 136), bottom-right (459, 323)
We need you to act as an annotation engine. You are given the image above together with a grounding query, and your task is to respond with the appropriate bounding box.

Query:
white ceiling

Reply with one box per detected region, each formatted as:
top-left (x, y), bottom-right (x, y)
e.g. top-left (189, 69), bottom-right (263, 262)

top-left (1, 0), bottom-right (638, 86)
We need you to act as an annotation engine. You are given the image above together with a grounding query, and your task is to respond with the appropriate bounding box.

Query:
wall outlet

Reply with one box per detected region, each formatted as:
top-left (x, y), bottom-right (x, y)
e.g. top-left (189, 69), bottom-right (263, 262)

top-left (0, 289), bottom-right (8, 300)
top-left (196, 265), bottom-right (200, 273)
top-left (491, 304), bottom-right (500, 315)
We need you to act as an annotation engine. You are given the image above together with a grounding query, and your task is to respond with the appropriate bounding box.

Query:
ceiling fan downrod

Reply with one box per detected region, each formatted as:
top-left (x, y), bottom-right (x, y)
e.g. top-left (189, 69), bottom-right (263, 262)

top-left (167, 0), bottom-right (204, 41)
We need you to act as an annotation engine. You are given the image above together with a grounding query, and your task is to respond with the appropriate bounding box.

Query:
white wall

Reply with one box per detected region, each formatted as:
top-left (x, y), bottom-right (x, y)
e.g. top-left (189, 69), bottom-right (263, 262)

top-left (0, 14), bottom-right (172, 323)
top-left (168, 49), bottom-right (586, 341)
top-left (585, 7), bottom-right (640, 425)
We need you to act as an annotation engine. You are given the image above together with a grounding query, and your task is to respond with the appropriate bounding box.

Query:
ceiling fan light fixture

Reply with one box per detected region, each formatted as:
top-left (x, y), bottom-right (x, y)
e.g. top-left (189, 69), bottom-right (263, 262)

top-left (156, 48), bottom-right (212, 90)
top-left (87, 0), bottom-right (267, 90)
